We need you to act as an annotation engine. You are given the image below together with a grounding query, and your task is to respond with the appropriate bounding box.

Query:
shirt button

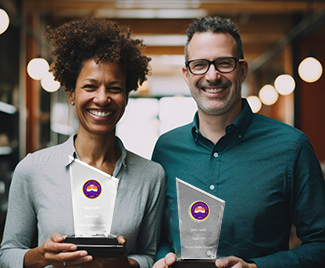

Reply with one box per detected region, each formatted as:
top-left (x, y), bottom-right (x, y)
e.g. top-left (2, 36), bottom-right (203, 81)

top-left (213, 152), bottom-right (218, 158)
top-left (210, 185), bottom-right (215, 190)
top-left (239, 135), bottom-right (242, 138)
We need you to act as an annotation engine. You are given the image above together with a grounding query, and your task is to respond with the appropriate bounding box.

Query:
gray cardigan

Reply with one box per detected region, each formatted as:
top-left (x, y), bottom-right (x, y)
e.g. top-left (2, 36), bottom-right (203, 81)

top-left (0, 135), bottom-right (165, 268)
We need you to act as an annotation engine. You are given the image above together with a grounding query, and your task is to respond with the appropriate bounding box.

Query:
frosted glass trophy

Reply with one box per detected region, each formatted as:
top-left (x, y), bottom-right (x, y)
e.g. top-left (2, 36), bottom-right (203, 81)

top-left (64, 156), bottom-right (125, 258)
top-left (171, 178), bottom-right (225, 268)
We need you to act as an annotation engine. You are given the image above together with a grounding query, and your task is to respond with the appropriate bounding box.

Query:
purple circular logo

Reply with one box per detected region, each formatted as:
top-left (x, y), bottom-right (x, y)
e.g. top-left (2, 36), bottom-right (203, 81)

top-left (190, 201), bottom-right (209, 221)
top-left (83, 179), bottom-right (102, 199)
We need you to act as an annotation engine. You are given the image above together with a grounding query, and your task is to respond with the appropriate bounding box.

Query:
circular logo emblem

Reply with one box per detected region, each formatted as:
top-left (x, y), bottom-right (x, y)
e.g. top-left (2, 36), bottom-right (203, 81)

top-left (190, 201), bottom-right (209, 221)
top-left (83, 179), bottom-right (102, 199)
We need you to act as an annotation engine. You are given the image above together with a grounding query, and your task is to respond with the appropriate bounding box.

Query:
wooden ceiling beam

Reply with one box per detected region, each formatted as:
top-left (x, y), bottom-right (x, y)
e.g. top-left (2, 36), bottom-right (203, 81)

top-left (24, 0), bottom-right (325, 14)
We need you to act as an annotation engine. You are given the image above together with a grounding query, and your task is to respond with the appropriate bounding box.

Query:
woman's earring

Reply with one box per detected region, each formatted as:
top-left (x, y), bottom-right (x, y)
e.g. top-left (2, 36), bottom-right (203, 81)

top-left (71, 101), bottom-right (74, 106)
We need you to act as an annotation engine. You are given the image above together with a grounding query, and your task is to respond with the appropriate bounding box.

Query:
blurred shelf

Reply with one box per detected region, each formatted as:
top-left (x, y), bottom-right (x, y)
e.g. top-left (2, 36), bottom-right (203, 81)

top-left (0, 101), bottom-right (16, 115)
top-left (0, 146), bottom-right (12, 155)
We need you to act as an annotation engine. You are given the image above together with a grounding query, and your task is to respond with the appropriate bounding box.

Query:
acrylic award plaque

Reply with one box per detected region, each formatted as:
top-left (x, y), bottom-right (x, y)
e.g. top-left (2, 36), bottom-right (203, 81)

top-left (170, 178), bottom-right (225, 268)
top-left (64, 156), bottom-right (126, 258)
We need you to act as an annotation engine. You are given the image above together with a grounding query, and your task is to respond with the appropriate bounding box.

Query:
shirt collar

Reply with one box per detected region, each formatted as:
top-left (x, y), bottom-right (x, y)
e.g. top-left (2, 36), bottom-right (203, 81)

top-left (65, 134), bottom-right (79, 167)
top-left (114, 137), bottom-right (127, 176)
top-left (231, 98), bottom-right (254, 138)
top-left (191, 98), bottom-right (254, 141)
top-left (191, 112), bottom-right (200, 142)
top-left (65, 135), bottom-right (127, 174)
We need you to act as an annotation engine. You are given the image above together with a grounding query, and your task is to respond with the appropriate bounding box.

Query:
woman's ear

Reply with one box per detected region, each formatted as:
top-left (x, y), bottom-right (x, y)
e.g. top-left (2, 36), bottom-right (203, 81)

top-left (68, 90), bottom-right (75, 105)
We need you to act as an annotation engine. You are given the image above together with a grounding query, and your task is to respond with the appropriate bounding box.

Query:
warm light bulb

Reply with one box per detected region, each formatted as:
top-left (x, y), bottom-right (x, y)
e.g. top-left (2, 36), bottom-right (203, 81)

top-left (247, 95), bottom-right (262, 113)
top-left (0, 9), bottom-right (9, 35)
top-left (41, 72), bottom-right (60, 92)
top-left (274, 74), bottom-right (295, 95)
top-left (298, 57), bottom-right (323, 83)
top-left (259, 84), bottom-right (278, 106)
top-left (27, 58), bottom-right (50, 80)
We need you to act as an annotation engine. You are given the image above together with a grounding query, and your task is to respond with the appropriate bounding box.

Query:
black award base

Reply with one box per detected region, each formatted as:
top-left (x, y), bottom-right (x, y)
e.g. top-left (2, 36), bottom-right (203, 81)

top-left (170, 260), bottom-right (216, 268)
top-left (64, 235), bottom-right (126, 258)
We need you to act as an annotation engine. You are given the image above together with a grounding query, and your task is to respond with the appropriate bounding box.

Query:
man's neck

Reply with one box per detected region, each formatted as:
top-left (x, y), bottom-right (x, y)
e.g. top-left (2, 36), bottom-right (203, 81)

top-left (197, 104), bottom-right (242, 145)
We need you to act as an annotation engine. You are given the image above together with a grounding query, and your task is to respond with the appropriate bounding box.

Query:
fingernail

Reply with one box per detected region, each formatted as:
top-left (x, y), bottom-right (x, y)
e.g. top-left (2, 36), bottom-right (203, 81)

top-left (86, 256), bottom-right (93, 261)
top-left (79, 251), bottom-right (87, 256)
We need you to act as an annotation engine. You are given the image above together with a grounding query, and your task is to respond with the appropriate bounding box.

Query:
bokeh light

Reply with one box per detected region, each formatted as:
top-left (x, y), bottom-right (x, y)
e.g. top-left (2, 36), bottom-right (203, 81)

top-left (259, 84), bottom-right (278, 106)
top-left (274, 74), bottom-right (295, 95)
top-left (41, 72), bottom-right (60, 92)
top-left (27, 58), bottom-right (50, 80)
top-left (247, 95), bottom-right (262, 113)
top-left (298, 57), bottom-right (323, 83)
top-left (0, 9), bottom-right (10, 35)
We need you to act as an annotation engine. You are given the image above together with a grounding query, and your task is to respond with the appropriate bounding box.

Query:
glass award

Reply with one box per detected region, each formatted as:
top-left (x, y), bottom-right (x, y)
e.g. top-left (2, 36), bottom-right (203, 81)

top-left (171, 178), bottom-right (225, 268)
top-left (64, 156), bottom-right (126, 258)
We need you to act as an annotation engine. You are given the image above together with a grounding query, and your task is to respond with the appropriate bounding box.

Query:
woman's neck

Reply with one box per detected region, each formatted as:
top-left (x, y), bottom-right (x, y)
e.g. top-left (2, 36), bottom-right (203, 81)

top-left (74, 130), bottom-right (121, 175)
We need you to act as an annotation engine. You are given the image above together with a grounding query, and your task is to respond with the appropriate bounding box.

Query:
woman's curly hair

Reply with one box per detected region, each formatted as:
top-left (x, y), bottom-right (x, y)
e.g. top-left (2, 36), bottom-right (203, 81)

top-left (46, 16), bottom-right (151, 93)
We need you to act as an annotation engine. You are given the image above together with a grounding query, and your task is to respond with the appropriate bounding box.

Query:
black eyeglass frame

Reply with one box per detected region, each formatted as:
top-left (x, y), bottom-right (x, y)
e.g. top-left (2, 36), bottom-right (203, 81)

top-left (185, 57), bottom-right (245, 75)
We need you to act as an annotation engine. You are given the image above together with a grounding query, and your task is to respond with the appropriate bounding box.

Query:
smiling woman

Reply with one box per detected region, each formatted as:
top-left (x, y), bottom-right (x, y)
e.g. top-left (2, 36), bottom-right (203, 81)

top-left (68, 59), bottom-right (128, 137)
top-left (0, 16), bottom-right (165, 268)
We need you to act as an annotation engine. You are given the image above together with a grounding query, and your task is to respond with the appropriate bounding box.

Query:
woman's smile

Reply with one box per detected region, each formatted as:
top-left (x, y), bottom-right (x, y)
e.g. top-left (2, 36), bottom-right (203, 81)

top-left (88, 109), bottom-right (113, 118)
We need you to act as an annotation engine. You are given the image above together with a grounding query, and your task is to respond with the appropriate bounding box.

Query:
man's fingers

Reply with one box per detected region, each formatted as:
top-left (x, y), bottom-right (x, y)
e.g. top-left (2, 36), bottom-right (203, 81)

top-left (216, 256), bottom-right (240, 267)
top-left (216, 257), bottom-right (228, 267)
top-left (165, 252), bottom-right (177, 266)
top-left (152, 253), bottom-right (176, 268)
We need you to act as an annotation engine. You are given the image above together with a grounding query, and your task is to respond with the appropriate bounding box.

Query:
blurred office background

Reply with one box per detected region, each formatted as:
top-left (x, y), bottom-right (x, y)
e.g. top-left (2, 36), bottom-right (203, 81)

top-left (0, 0), bottom-right (325, 248)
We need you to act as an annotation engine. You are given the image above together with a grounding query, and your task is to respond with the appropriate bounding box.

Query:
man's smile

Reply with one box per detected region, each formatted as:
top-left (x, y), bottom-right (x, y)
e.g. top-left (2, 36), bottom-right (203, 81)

top-left (202, 86), bottom-right (228, 93)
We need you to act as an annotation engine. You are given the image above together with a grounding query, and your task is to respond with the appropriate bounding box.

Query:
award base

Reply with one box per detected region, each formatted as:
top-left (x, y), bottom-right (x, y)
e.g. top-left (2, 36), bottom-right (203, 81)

top-left (170, 260), bottom-right (216, 268)
top-left (64, 235), bottom-right (126, 258)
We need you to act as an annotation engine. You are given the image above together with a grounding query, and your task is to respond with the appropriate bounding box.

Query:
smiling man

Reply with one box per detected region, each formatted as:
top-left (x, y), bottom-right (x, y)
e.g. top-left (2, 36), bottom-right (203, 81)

top-left (152, 16), bottom-right (325, 268)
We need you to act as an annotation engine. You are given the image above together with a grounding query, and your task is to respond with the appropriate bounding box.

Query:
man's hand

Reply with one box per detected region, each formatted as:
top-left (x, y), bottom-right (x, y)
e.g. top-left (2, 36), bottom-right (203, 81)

top-left (152, 253), bottom-right (177, 268)
top-left (215, 256), bottom-right (257, 268)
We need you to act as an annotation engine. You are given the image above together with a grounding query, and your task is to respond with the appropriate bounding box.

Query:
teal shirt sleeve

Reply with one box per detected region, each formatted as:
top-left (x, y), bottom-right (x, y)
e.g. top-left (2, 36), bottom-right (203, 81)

top-left (251, 135), bottom-right (325, 267)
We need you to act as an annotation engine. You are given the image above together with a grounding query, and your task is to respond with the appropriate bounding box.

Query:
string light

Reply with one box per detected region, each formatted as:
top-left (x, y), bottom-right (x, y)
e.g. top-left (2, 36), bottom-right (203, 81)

top-left (0, 9), bottom-right (9, 35)
top-left (247, 96), bottom-right (262, 113)
top-left (274, 74), bottom-right (296, 95)
top-left (298, 57), bottom-right (323, 83)
top-left (41, 72), bottom-right (60, 92)
top-left (259, 84), bottom-right (278, 106)
top-left (27, 58), bottom-right (50, 80)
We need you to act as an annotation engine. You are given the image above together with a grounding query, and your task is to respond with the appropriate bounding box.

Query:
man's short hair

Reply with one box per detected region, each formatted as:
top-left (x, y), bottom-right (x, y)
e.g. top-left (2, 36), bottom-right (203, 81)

top-left (185, 16), bottom-right (244, 61)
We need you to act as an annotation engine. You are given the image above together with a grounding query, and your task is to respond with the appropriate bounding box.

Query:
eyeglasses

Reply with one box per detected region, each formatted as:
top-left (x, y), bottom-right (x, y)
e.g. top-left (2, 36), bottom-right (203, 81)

top-left (185, 57), bottom-right (245, 75)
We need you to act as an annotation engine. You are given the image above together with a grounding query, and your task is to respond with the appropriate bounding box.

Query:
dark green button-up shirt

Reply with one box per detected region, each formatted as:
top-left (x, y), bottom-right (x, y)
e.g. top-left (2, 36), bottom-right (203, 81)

top-left (152, 99), bottom-right (325, 267)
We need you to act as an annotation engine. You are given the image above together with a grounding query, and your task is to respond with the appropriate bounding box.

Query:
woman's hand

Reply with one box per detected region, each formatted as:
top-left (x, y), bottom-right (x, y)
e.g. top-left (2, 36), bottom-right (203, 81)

top-left (24, 232), bottom-right (93, 268)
